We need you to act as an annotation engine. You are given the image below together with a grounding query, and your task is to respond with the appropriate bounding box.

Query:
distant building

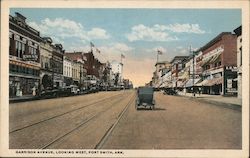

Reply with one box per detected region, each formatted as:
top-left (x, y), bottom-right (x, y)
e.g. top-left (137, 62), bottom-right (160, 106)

top-left (64, 52), bottom-right (87, 88)
top-left (110, 60), bottom-right (123, 86)
top-left (170, 56), bottom-right (189, 89)
top-left (152, 61), bottom-right (171, 88)
top-left (233, 26), bottom-right (242, 98)
top-left (9, 12), bottom-right (42, 98)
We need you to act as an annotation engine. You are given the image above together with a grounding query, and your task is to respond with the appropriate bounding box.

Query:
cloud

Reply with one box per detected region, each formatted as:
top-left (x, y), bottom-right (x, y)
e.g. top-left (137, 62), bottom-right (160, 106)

top-left (87, 28), bottom-right (110, 39)
top-left (126, 23), bottom-right (206, 42)
top-left (126, 24), bottom-right (178, 42)
top-left (164, 23), bottom-right (206, 34)
top-left (28, 18), bottom-right (110, 44)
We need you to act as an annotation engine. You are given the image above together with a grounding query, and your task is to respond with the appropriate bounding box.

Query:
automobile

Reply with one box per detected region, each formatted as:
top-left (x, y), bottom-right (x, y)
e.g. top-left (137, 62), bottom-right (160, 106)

top-left (64, 85), bottom-right (80, 95)
top-left (163, 88), bottom-right (177, 95)
top-left (136, 86), bottom-right (155, 110)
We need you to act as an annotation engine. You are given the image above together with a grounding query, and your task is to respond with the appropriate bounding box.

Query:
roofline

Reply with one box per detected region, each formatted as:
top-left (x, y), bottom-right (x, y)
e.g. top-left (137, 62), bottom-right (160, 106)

top-left (170, 56), bottom-right (189, 63)
top-left (197, 32), bottom-right (233, 52)
top-left (233, 25), bottom-right (242, 36)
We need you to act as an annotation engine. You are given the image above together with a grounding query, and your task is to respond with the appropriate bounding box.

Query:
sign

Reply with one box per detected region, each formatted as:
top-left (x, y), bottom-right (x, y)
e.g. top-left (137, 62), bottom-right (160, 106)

top-left (227, 79), bottom-right (232, 88)
top-left (23, 54), bottom-right (38, 61)
top-left (227, 88), bottom-right (237, 93)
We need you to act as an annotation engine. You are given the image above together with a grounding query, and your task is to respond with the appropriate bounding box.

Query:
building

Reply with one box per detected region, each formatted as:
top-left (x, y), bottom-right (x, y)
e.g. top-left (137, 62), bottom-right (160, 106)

top-left (64, 52), bottom-right (87, 88)
top-left (170, 56), bottom-right (189, 89)
top-left (63, 56), bottom-right (73, 86)
top-left (233, 26), bottom-right (242, 98)
top-left (196, 32), bottom-right (237, 95)
top-left (52, 44), bottom-right (64, 88)
top-left (110, 60), bottom-right (123, 87)
top-left (152, 61), bottom-right (171, 88)
top-left (40, 37), bottom-right (53, 90)
top-left (9, 12), bottom-right (42, 98)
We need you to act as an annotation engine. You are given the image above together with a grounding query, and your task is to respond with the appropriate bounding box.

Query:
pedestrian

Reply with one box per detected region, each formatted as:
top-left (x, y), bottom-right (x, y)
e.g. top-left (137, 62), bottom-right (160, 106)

top-left (32, 86), bottom-right (36, 96)
top-left (198, 87), bottom-right (201, 96)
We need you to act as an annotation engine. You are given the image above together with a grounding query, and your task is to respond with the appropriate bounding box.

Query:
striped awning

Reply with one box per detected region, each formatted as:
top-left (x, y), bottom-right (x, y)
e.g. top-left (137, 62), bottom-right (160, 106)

top-left (195, 79), bottom-right (209, 86)
top-left (204, 77), bottom-right (223, 86)
top-left (185, 78), bottom-right (201, 87)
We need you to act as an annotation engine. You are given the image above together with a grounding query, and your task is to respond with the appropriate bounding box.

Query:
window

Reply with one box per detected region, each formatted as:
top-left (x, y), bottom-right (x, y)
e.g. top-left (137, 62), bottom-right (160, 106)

top-left (29, 47), bottom-right (37, 55)
top-left (15, 41), bottom-right (25, 58)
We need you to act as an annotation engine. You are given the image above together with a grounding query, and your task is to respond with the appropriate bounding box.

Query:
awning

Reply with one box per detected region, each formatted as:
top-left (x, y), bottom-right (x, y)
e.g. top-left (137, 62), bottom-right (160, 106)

top-left (185, 78), bottom-right (201, 87)
top-left (195, 79), bottom-right (209, 86)
top-left (178, 80), bottom-right (188, 88)
top-left (209, 53), bottom-right (221, 63)
top-left (200, 56), bottom-right (213, 66)
top-left (204, 77), bottom-right (223, 86)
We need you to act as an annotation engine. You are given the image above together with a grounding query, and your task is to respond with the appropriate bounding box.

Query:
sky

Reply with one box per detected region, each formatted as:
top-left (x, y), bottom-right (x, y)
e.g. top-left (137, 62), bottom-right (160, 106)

top-left (10, 9), bottom-right (241, 87)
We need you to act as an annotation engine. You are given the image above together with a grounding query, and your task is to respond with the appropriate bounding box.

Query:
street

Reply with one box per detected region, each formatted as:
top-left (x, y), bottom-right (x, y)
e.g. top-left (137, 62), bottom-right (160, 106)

top-left (9, 90), bottom-right (241, 149)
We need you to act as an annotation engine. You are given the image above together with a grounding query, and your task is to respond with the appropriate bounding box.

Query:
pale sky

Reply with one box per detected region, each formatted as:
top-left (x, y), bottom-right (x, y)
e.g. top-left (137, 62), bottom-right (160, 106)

top-left (10, 9), bottom-right (241, 87)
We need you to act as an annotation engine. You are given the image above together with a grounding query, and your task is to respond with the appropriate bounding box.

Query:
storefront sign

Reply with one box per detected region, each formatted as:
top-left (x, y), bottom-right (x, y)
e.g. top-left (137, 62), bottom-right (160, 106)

top-left (227, 88), bottom-right (237, 93)
top-left (227, 79), bottom-right (232, 88)
top-left (23, 54), bottom-right (38, 61)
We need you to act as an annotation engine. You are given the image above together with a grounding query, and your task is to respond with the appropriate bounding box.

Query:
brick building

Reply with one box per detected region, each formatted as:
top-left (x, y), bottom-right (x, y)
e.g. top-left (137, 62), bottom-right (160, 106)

top-left (9, 12), bottom-right (42, 98)
top-left (196, 32), bottom-right (237, 95)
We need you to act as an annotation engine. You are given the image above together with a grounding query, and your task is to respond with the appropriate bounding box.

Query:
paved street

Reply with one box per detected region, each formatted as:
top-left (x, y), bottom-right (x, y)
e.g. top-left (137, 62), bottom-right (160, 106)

top-left (9, 90), bottom-right (241, 149)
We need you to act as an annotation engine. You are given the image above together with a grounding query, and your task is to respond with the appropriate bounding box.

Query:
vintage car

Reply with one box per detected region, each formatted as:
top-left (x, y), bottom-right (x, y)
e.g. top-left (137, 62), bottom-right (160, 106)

top-left (136, 86), bottom-right (155, 110)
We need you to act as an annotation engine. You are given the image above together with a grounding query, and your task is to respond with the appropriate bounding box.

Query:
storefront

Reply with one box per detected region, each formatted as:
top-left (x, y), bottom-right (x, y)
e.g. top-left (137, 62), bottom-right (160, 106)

top-left (9, 59), bottom-right (40, 98)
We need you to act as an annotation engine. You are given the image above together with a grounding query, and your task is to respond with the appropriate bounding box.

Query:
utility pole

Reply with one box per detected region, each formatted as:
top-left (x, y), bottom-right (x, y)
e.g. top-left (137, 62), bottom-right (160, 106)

top-left (190, 45), bottom-right (195, 97)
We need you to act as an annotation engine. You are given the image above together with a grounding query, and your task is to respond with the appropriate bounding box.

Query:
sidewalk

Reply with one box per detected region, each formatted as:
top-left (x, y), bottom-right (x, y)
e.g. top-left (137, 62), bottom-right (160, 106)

top-left (177, 91), bottom-right (242, 111)
top-left (9, 95), bottom-right (39, 103)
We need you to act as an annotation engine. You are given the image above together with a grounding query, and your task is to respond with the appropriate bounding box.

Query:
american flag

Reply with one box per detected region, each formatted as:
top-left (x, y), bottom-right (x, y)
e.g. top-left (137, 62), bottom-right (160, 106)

top-left (90, 42), bottom-right (95, 47)
top-left (121, 54), bottom-right (125, 58)
top-left (157, 49), bottom-right (163, 55)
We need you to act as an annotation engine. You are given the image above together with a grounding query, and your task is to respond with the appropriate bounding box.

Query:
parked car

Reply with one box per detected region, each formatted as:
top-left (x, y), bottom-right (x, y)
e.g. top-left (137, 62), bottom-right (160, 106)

top-left (163, 88), bottom-right (177, 95)
top-left (136, 86), bottom-right (155, 110)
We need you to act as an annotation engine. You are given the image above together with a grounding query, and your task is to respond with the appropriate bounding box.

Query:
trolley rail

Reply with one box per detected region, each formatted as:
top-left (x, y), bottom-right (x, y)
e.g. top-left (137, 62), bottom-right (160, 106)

top-left (41, 92), bottom-right (135, 149)
top-left (95, 93), bottom-right (135, 149)
top-left (10, 92), bottom-right (125, 133)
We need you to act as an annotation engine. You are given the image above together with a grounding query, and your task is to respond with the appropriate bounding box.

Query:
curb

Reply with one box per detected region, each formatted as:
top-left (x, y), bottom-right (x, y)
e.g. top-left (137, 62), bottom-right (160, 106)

top-left (178, 94), bottom-right (242, 111)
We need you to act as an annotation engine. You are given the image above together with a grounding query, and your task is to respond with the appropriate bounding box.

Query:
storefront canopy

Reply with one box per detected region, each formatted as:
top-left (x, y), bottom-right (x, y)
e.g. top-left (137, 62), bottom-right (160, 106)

top-left (195, 77), bottom-right (222, 87)
top-left (185, 78), bottom-right (201, 87)
top-left (204, 77), bottom-right (222, 86)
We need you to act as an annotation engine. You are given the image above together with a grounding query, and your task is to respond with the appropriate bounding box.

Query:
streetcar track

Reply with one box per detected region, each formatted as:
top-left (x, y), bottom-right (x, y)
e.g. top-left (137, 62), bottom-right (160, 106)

top-left (95, 92), bottom-right (136, 149)
top-left (42, 92), bottom-right (134, 149)
top-left (10, 92), bottom-right (125, 133)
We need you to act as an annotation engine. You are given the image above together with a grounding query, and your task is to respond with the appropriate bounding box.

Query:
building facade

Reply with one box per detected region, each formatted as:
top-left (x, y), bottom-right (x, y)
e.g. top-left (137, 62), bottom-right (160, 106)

top-left (110, 60), bottom-right (123, 87)
top-left (52, 44), bottom-right (64, 88)
top-left (40, 37), bottom-right (53, 90)
top-left (233, 26), bottom-right (242, 98)
top-left (197, 32), bottom-right (237, 95)
top-left (64, 52), bottom-right (87, 88)
top-left (9, 12), bottom-right (42, 98)
top-left (170, 56), bottom-right (189, 89)
top-left (63, 56), bottom-right (73, 86)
